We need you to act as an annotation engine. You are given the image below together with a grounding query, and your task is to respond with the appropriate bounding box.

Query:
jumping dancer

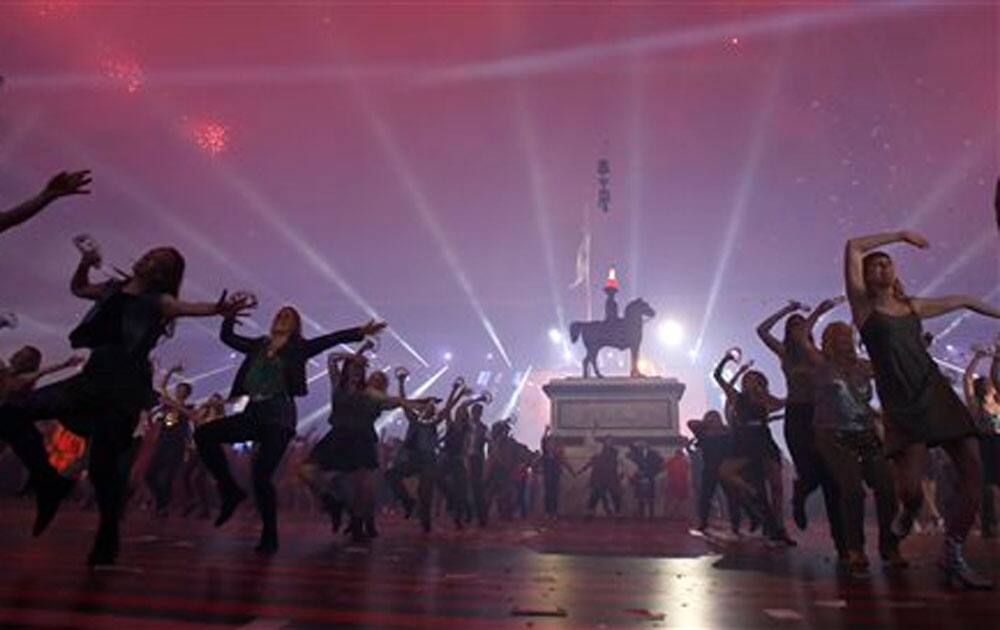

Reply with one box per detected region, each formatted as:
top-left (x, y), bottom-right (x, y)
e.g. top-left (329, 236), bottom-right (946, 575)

top-left (195, 305), bottom-right (385, 554)
top-left (844, 229), bottom-right (1000, 588)
top-left (0, 243), bottom-right (246, 565)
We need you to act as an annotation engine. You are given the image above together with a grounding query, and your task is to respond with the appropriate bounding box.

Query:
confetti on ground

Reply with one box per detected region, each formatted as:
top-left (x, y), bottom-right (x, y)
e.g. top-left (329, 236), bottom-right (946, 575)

top-left (763, 608), bottom-right (804, 621)
top-left (624, 608), bottom-right (666, 621)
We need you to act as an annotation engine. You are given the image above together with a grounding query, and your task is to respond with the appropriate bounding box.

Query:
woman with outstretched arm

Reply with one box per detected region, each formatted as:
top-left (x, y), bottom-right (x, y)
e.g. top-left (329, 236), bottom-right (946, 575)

top-left (844, 229), bottom-right (1000, 589)
top-left (194, 306), bottom-right (386, 554)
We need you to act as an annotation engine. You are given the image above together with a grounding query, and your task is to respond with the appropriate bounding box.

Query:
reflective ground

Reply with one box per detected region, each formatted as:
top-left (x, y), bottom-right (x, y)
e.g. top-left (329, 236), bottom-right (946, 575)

top-left (0, 500), bottom-right (997, 629)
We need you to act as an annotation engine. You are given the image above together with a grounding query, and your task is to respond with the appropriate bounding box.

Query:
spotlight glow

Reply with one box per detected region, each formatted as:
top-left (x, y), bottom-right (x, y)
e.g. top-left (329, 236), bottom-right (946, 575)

top-left (548, 327), bottom-right (563, 345)
top-left (657, 319), bottom-right (685, 348)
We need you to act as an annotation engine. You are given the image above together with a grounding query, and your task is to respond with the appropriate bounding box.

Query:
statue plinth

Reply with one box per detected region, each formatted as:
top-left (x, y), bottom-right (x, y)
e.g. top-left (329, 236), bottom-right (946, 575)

top-left (542, 376), bottom-right (687, 516)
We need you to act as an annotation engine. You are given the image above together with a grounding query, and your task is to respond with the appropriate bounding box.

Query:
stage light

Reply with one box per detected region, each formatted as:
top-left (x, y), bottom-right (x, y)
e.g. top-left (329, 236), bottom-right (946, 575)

top-left (486, 352), bottom-right (495, 361)
top-left (637, 358), bottom-right (656, 375)
top-left (443, 352), bottom-right (453, 362)
top-left (548, 328), bottom-right (563, 345)
top-left (658, 319), bottom-right (685, 348)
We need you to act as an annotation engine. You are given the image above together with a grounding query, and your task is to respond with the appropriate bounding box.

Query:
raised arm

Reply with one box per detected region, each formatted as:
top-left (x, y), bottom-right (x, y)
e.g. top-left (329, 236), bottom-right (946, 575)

top-left (220, 316), bottom-right (259, 354)
top-left (163, 289), bottom-right (255, 321)
top-left (5, 355), bottom-right (84, 390)
top-left (712, 354), bottom-right (740, 400)
top-left (302, 319), bottom-right (385, 359)
top-left (844, 230), bottom-right (928, 323)
top-left (70, 248), bottom-right (107, 300)
top-left (911, 295), bottom-right (1000, 321)
top-left (964, 350), bottom-right (987, 414)
top-left (0, 171), bottom-right (92, 236)
top-left (756, 301), bottom-right (805, 358)
top-left (992, 335), bottom-right (1000, 391)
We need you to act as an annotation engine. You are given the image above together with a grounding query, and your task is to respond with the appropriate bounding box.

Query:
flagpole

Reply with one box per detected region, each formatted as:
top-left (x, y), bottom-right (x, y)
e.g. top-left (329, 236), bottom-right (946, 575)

top-left (584, 202), bottom-right (592, 321)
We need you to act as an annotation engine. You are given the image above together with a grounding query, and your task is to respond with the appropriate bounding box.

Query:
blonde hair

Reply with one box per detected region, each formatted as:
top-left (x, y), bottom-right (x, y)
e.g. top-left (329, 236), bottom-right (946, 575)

top-left (821, 321), bottom-right (857, 362)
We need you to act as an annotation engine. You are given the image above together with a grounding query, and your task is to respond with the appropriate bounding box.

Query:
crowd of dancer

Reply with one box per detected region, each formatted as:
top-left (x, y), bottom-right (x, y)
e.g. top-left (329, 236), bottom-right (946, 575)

top-left (1, 170), bottom-right (999, 593)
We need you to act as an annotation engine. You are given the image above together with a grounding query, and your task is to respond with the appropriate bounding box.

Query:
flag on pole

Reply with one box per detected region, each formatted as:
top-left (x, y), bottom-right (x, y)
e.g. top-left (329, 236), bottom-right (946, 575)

top-left (569, 233), bottom-right (591, 289)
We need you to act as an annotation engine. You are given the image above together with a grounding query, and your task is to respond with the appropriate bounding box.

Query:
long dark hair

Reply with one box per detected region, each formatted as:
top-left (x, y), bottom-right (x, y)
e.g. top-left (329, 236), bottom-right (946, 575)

top-left (142, 247), bottom-right (185, 297)
top-left (862, 251), bottom-right (908, 302)
top-left (782, 313), bottom-right (808, 363)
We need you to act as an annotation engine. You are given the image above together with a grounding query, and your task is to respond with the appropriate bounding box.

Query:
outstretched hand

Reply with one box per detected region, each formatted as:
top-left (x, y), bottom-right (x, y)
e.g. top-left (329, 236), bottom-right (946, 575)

top-left (816, 295), bottom-right (847, 313)
top-left (42, 170), bottom-right (92, 200)
top-left (787, 300), bottom-right (809, 313)
top-left (217, 290), bottom-right (256, 320)
top-left (360, 319), bottom-right (388, 337)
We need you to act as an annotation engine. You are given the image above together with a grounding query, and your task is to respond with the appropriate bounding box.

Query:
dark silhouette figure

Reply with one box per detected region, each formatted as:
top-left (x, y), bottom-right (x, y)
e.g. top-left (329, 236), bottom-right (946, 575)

top-left (570, 298), bottom-right (655, 378)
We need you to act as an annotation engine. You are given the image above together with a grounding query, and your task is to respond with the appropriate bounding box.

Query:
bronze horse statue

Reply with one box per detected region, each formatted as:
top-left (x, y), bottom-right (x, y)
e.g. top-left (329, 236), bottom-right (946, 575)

top-left (569, 298), bottom-right (656, 378)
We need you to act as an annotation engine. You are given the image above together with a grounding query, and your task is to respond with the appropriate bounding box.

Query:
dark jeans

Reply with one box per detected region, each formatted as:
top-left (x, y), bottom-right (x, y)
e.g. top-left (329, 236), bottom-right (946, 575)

top-left (815, 428), bottom-right (897, 556)
top-left (587, 479), bottom-right (621, 515)
top-left (145, 436), bottom-right (186, 512)
top-left (194, 398), bottom-right (295, 540)
top-left (0, 372), bottom-right (142, 554)
top-left (785, 403), bottom-right (844, 549)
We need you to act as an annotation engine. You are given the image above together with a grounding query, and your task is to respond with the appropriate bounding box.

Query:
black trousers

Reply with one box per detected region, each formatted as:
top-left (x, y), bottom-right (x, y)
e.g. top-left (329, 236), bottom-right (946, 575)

top-left (194, 398), bottom-right (294, 539)
top-left (815, 428), bottom-right (897, 556)
top-left (785, 403), bottom-right (844, 549)
top-left (145, 436), bottom-right (186, 512)
top-left (0, 372), bottom-right (143, 553)
top-left (543, 471), bottom-right (561, 516)
top-left (468, 455), bottom-right (487, 525)
top-left (979, 436), bottom-right (999, 532)
top-left (439, 455), bottom-right (470, 524)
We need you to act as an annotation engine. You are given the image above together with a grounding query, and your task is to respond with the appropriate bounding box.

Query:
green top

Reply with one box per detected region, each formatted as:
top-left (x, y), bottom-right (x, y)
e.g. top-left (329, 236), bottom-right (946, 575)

top-left (243, 352), bottom-right (287, 399)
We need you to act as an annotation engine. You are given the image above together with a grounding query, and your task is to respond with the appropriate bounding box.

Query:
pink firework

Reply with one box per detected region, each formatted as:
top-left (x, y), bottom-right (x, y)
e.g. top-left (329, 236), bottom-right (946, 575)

top-left (32, 1), bottom-right (80, 18)
top-left (190, 120), bottom-right (229, 155)
top-left (101, 56), bottom-right (144, 93)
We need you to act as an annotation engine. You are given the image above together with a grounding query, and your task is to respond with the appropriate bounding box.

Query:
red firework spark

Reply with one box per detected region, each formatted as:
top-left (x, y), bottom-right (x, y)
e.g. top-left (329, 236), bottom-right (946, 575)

top-left (101, 56), bottom-right (145, 93)
top-left (188, 120), bottom-right (230, 155)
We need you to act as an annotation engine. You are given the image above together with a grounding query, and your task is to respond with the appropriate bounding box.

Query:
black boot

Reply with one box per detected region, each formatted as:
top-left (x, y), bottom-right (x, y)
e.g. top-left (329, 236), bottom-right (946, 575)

top-left (33, 476), bottom-right (75, 537)
top-left (214, 485), bottom-right (247, 527)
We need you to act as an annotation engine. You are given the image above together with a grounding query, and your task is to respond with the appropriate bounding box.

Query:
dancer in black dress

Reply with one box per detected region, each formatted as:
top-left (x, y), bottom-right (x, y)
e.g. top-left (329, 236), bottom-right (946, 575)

top-left (440, 386), bottom-right (485, 529)
top-left (195, 306), bottom-right (385, 554)
top-left (326, 362), bottom-right (432, 543)
top-left (538, 426), bottom-right (574, 520)
top-left (689, 411), bottom-right (742, 534)
top-left (0, 244), bottom-right (246, 565)
top-left (845, 229), bottom-right (1000, 588)
top-left (714, 352), bottom-right (793, 545)
top-left (0, 170), bottom-right (91, 236)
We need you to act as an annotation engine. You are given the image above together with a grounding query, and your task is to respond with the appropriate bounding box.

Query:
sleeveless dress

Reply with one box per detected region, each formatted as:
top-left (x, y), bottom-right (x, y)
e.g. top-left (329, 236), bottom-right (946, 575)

top-left (859, 310), bottom-right (976, 456)
top-left (732, 394), bottom-right (781, 461)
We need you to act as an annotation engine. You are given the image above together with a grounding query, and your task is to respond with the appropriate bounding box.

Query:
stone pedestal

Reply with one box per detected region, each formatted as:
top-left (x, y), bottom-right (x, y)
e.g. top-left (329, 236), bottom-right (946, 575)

top-left (541, 377), bottom-right (686, 516)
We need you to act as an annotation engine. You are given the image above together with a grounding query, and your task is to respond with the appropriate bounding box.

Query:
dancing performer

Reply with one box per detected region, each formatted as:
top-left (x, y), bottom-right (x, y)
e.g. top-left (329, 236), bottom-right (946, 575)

top-left (757, 299), bottom-right (843, 540)
top-left (1, 346), bottom-right (84, 401)
top-left (844, 229), bottom-right (1000, 588)
top-left (143, 364), bottom-right (195, 517)
top-left (539, 426), bottom-right (574, 520)
top-left (627, 441), bottom-right (663, 518)
top-left (195, 305), bottom-right (385, 554)
top-left (0, 244), bottom-right (245, 565)
top-left (440, 385), bottom-right (485, 529)
top-left (467, 401), bottom-right (491, 526)
top-left (964, 343), bottom-right (1000, 538)
top-left (580, 438), bottom-right (623, 517)
top-left (689, 412), bottom-right (742, 534)
top-left (714, 353), bottom-right (792, 545)
top-left (809, 321), bottom-right (904, 573)
top-left (385, 372), bottom-right (460, 533)
top-left (0, 170), bottom-right (91, 236)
